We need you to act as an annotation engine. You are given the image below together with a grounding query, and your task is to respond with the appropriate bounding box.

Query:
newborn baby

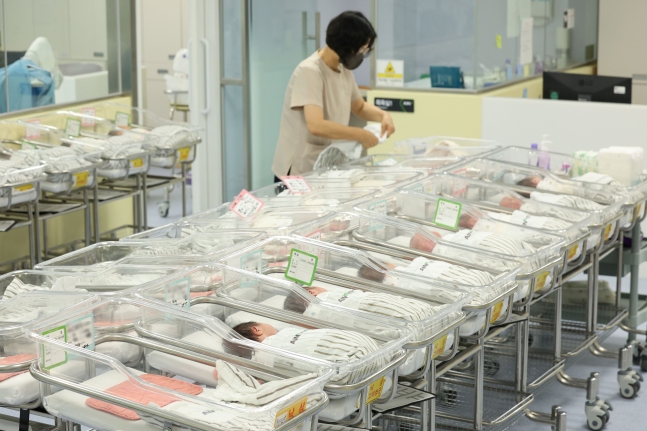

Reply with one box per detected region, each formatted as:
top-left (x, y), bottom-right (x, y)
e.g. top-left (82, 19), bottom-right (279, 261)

top-left (283, 286), bottom-right (447, 322)
top-left (233, 322), bottom-right (384, 384)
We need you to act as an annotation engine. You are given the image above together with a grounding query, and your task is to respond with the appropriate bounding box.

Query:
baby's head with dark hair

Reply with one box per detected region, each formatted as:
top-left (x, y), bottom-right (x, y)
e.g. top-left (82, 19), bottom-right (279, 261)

top-left (283, 290), bottom-right (309, 314)
top-left (517, 176), bottom-right (542, 188)
top-left (232, 321), bottom-right (277, 342)
top-left (358, 265), bottom-right (386, 283)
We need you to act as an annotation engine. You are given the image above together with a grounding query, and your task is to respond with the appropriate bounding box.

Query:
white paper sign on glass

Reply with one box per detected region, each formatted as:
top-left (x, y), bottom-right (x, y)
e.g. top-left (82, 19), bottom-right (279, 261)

top-left (65, 118), bottom-right (82, 137)
top-left (281, 176), bottom-right (312, 194)
top-left (376, 59), bottom-right (404, 87)
top-left (519, 17), bottom-right (534, 65)
top-left (229, 189), bottom-right (264, 218)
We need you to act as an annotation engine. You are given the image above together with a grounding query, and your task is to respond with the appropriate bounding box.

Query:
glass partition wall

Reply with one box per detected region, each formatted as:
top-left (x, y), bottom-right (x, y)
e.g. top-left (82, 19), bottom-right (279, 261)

top-left (374, 0), bottom-right (599, 91)
top-left (0, 0), bottom-right (132, 114)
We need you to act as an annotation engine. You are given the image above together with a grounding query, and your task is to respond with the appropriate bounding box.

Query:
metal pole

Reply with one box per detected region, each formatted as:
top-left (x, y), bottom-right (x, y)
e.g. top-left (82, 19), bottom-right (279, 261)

top-left (241, 0), bottom-right (252, 190)
top-left (93, 176), bottom-right (100, 242)
top-left (628, 222), bottom-right (641, 342)
top-left (181, 163), bottom-right (187, 217)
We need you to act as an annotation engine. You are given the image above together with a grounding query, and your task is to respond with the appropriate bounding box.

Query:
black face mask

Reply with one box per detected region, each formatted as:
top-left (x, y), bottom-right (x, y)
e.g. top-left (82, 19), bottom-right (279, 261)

top-left (341, 52), bottom-right (364, 70)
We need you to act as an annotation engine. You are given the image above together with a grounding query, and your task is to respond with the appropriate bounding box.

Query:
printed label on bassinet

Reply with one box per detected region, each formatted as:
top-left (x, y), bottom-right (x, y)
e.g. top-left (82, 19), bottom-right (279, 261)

top-left (230, 189), bottom-right (264, 218)
top-left (72, 171), bottom-right (90, 188)
top-left (490, 301), bottom-right (504, 324)
top-left (274, 395), bottom-right (308, 428)
top-left (42, 325), bottom-right (67, 370)
top-left (366, 376), bottom-right (387, 405)
top-left (14, 184), bottom-right (34, 193)
top-left (285, 248), bottom-right (318, 286)
top-left (604, 223), bottom-right (612, 240)
top-left (240, 250), bottom-right (263, 274)
top-left (177, 147), bottom-right (191, 162)
top-left (115, 111), bottom-right (131, 127)
top-left (65, 118), bottom-right (81, 137)
top-left (130, 158), bottom-right (144, 169)
top-left (368, 199), bottom-right (387, 215)
top-left (281, 176), bottom-right (311, 194)
top-left (535, 271), bottom-right (550, 292)
top-left (25, 119), bottom-right (41, 139)
top-left (164, 277), bottom-right (191, 308)
top-left (568, 244), bottom-right (579, 260)
top-left (66, 314), bottom-right (95, 351)
top-left (81, 108), bottom-right (96, 127)
top-left (433, 198), bottom-right (462, 229)
top-left (432, 334), bottom-right (448, 359)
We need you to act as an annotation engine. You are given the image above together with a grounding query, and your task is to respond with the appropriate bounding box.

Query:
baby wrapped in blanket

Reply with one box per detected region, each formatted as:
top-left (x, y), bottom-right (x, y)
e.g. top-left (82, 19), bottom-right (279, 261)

top-left (233, 322), bottom-right (386, 385)
top-left (487, 193), bottom-right (598, 221)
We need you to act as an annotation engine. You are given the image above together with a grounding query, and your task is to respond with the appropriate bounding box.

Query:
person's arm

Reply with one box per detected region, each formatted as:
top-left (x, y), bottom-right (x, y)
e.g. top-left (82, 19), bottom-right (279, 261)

top-left (303, 104), bottom-right (380, 148)
top-left (351, 97), bottom-right (395, 138)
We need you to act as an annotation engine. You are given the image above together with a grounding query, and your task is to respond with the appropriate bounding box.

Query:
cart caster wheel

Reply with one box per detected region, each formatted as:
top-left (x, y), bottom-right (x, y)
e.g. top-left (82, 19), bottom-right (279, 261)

top-left (158, 201), bottom-right (170, 218)
top-left (484, 358), bottom-right (500, 376)
top-left (618, 368), bottom-right (643, 398)
top-left (587, 415), bottom-right (606, 430)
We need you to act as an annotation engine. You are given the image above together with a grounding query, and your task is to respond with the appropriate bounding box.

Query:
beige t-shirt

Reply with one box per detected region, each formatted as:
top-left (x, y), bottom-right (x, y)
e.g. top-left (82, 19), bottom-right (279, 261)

top-left (272, 51), bottom-right (363, 177)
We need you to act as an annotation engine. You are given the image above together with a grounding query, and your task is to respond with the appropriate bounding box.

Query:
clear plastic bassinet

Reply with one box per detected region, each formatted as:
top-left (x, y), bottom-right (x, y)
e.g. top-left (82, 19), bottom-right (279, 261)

top-left (247, 182), bottom-right (379, 210)
top-left (339, 154), bottom-right (466, 175)
top-left (392, 136), bottom-right (501, 158)
top-left (301, 168), bottom-right (424, 192)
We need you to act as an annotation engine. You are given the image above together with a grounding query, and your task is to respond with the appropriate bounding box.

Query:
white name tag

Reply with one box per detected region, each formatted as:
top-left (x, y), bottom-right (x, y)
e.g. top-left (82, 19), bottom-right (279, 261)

top-left (65, 118), bottom-right (82, 137)
top-left (229, 190), bottom-right (264, 218)
top-left (281, 176), bottom-right (312, 194)
top-left (434, 198), bottom-right (462, 229)
top-left (285, 248), bottom-right (318, 286)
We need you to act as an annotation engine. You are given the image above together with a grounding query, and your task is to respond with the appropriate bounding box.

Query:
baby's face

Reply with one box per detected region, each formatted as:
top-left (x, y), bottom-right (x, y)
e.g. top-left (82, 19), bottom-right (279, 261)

top-left (527, 176), bottom-right (542, 187)
top-left (306, 287), bottom-right (327, 296)
top-left (500, 196), bottom-right (523, 210)
top-left (458, 214), bottom-right (478, 229)
top-left (410, 233), bottom-right (437, 253)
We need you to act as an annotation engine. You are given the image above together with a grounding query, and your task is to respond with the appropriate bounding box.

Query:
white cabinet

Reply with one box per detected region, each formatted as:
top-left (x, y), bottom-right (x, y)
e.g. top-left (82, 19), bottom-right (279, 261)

top-left (68, 0), bottom-right (108, 61)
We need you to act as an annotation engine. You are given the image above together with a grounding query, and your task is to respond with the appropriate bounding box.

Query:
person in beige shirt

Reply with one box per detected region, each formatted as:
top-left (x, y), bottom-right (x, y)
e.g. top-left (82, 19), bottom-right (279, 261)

top-left (272, 11), bottom-right (395, 181)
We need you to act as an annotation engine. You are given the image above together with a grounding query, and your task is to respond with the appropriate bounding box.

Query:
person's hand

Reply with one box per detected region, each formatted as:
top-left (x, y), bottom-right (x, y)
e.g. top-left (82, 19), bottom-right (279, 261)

top-left (381, 113), bottom-right (395, 138)
top-left (359, 129), bottom-right (379, 149)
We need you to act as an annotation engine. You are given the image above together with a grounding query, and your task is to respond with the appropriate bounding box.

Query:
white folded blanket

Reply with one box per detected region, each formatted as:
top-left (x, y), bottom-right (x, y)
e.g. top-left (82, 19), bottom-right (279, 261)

top-left (530, 191), bottom-right (605, 211)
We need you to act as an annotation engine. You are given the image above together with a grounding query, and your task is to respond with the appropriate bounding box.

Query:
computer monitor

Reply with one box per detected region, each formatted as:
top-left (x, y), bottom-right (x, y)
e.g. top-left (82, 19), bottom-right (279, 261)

top-left (543, 72), bottom-right (632, 104)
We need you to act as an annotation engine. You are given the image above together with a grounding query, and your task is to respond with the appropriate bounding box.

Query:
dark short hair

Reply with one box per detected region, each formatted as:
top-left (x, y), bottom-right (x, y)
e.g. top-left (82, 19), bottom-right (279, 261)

top-left (326, 11), bottom-right (377, 60)
top-left (284, 290), bottom-right (309, 314)
top-left (232, 321), bottom-right (261, 342)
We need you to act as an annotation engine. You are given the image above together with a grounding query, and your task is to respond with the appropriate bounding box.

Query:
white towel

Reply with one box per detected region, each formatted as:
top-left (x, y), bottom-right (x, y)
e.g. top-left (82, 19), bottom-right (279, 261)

top-left (313, 123), bottom-right (386, 169)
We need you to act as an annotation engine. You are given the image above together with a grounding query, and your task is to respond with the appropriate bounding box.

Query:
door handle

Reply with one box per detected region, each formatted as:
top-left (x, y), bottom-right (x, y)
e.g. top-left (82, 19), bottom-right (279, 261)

top-left (200, 38), bottom-right (212, 115)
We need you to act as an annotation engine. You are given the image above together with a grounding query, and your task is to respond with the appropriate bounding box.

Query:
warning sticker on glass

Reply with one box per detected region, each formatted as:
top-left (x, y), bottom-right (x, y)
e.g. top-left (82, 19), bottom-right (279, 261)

top-left (164, 277), bottom-right (191, 308)
top-left (81, 108), bottom-right (96, 127)
top-left (25, 119), bottom-right (41, 140)
top-left (274, 396), bottom-right (308, 428)
top-left (229, 189), bottom-right (264, 218)
top-left (65, 118), bottom-right (82, 137)
top-left (66, 314), bottom-right (95, 350)
top-left (115, 112), bottom-right (131, 127)
top-left (433, 198), bottom-right (462, 229)
top-left (240, 250), bottom-right (263, 274)
top-left (285, 248), bottom-right (318, 286)
top-left (281, 176), bottom-right (311, 194)
top-left (41, 325), bottom-right (67, 370)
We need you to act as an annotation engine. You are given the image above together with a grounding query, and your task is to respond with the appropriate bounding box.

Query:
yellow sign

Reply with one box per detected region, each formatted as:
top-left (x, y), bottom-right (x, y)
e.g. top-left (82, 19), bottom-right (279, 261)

top-left (535, 271), bottom-right (550, 292)
top-left (73, 171), bottom-right (89, 188)
top-left (274, 396), bottom-right (308, 428)
top-left (604, 223), bottom-right (612, 239)
top-left (432, 334), bottom-right (448, 359)
top-left (178, 147), bottom-right (191, 162)
top-left (568, 244), bottom-right (579, 260)
top-left (130, 158), bottom-right (144, 169)
top-left (496, 35), bottom-right (502, 49)
top-left (385, 62), bottom-right (395, 73)
top-left (14, 184), bottom-right (33, 193)
top-left (490, 301), bottom-right (504, 324)
top-left (376, 59), bottom-right (404, 86)
top-left (366, 376), bottom-right (387, 405)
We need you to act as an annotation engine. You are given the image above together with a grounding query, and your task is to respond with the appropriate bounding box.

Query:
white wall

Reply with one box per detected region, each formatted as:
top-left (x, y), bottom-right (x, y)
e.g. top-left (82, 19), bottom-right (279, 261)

top-left (482, 97), bottom-right (647, 277)
top-left (139, 0), bottom-right (189, 118)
